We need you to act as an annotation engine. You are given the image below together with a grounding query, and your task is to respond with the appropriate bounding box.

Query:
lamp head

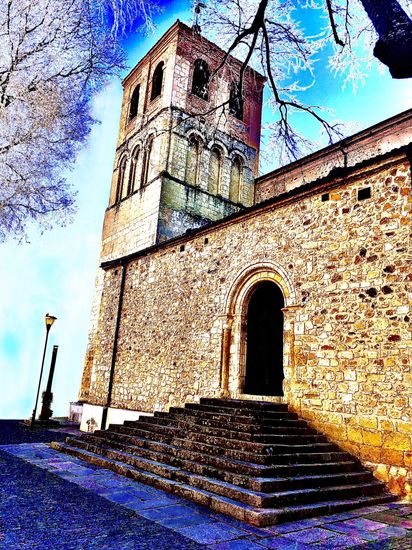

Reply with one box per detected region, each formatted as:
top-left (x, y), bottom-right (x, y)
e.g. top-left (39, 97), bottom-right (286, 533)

top-left (45, 313), bottom-right (57, 330)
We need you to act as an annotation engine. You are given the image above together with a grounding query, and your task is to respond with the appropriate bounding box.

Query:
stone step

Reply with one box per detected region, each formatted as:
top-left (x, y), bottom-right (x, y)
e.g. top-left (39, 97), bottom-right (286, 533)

top-left (74, 432), bottom-right (359, 484)
top-left (199, 397), bottom-right (287, 412)
top-left (112, 424), bottom-right (183, 444)
top-left (169, 406), bottom-right (299, 424)
top-left (173, 436), bottom-right (344, 464)
top-left (50, 441), bottom-right (396, 527)
top-left (155, 410), bottom-right (310, 432)
top-left (113, 423), bottom-right (340, 464)
top-left (179, 431), bottom-right (329, 452)
top-left (150, 413), bottom-right (320, 439)
top-left (184, 402), bottom-right (290, 417)
top-left (120, 418), bottom-right (327, 450)
top-left (59, 438), bottom-right (385, 508)
top-left (53, 397), bottom-right (396, 525)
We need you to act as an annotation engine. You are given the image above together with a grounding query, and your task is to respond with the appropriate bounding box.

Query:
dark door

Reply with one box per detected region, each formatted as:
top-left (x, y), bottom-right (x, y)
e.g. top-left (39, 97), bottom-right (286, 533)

top-left (244, 281), bottom-right (284, 396)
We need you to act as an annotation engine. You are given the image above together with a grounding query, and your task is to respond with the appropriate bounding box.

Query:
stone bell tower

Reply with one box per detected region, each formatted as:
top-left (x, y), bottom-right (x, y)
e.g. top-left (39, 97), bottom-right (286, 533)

top-left (79, 21), bottom-right (265, 417)
top-left (101, 20), bottom-right (265, 263)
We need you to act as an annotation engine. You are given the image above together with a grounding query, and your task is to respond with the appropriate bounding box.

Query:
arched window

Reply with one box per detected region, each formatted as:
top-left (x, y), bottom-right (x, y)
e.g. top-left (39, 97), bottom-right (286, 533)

top-left (116, 157), bottom-right (127, 203)
top-left (185, 136), bottom-right (201, 186)
top-left (208, 147), bottom-right (222, 195)
top-left (141, 137), bottom-right (154, 187)
top-left (151, 62), bottom-right (164, 101)
top-left (230, 156), bottom-right (242, 202)
top-left (127, 147), bottom-right (139, 194)
top-left (229, 82), bottom-right (244, 121)
top-left (129, 85), bottom-right (140, 121)
top-left (191, 59), bottom-right (210, 101)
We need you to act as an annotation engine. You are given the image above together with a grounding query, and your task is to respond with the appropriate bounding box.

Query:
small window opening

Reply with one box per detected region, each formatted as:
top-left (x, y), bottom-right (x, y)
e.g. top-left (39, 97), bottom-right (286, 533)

top-left (321, 193), bottom-right (330, 202)
top-left (358, 187), bottom-right (371, 201)
top-left (141, 137), bottom-right (154, 187)
top-left (127, 147), bottom-right (139, 194)
top-left (180, 244), bottom-right (185, 252)
top-left (208, 147), bottom-right (222, 194)
top-left (151, 62), bottom-right (164, 101)
top-left (204, 237), bottom-right (209, 244)
top-left (230, 156), bottom-right (242, 203)
top-left (229, 82), bottom-right (244, 120)
top-left (115, 157), bottom-right (127, 203)
top-left (129, 85), bottom-right (140, 121)
top-left (191, 59), bottom-right (210, 101)
top-left (185, 136), bottom-right (201, 186)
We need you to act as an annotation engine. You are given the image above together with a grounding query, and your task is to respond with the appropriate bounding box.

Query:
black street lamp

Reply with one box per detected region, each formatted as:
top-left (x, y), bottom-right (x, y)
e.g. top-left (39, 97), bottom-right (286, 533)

top-left (30, 313), bottom-right (57, 429)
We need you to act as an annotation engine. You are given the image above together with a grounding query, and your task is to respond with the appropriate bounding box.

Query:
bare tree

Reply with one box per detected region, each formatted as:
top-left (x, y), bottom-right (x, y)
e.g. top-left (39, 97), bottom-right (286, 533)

top-left (198, 0), bottom-right (412, 164)
top-left (0, 0), bottom-right (154, 241)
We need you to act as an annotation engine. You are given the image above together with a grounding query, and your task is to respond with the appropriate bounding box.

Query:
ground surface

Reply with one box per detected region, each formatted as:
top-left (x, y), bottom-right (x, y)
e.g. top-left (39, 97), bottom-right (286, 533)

top-left (1, 420), bottom-right (411, 549)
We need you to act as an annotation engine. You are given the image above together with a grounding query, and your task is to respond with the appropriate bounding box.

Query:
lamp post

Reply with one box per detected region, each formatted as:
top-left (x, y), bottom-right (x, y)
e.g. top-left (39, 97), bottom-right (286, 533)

top-left (30, 313), bottom-right (57, 429)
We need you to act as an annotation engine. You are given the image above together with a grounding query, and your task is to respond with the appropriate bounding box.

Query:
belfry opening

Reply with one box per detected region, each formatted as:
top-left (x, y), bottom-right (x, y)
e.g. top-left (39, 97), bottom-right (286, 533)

top-left (244, 280), bottom-right (284, 396)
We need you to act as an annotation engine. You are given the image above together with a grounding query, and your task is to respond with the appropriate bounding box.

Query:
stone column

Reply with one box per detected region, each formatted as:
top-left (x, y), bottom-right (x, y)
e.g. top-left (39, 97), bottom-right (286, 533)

top-left (281, 305), bottom-right (304, 394)
top-left (219, 317), bottom-right (233, 397)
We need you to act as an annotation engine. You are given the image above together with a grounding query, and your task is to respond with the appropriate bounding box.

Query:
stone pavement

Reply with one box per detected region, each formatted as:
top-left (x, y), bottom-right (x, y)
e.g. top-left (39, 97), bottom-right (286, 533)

top-left (1, 422), bottom-right (411, 549)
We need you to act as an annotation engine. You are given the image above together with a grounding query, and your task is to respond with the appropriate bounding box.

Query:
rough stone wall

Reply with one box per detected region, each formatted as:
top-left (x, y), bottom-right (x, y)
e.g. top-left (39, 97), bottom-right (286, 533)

top-left (83, 150), bottom-right (411, 497)
top-left (158, 177), bottom-right (243, 242)
top-left (256, 109), bottom-right (412, 203)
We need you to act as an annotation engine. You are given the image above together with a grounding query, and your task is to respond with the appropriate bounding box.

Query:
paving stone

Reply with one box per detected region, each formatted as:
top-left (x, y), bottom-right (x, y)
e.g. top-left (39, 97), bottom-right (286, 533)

top-left (176, 522), bottom-right (247, 544)
top-left (313, 533), bottom-right (366, 548)
top-left (325, 521), bottom-right (395, 541)
top-left (138, 504), bottom-right (201, 522)
top-left (344, 518), bottom-right (389, 531)
top-left (283, 527), bottom-right (337, 543)
top-left (253, 535), bottom-right (313, 549)
top-left (365, 512), bottom-right (412, 529)
top-left (158, 512), bottom-right (212, 529)
top-left (210, 539), bottom-right (266, 550)
top-left (319, 511), bottom-right (370, 523)
top-left (0, 446), bottom-right (202, 549)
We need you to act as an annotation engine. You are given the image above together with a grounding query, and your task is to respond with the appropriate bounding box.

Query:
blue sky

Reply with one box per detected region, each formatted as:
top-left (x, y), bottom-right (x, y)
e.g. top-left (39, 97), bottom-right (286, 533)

top-left (0, 0), bottom-right (410, 419)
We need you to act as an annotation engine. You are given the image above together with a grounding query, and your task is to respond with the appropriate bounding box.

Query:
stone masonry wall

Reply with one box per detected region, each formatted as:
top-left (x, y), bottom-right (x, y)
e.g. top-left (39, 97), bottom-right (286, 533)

top-left (83, 151), bottom-right (412, 497)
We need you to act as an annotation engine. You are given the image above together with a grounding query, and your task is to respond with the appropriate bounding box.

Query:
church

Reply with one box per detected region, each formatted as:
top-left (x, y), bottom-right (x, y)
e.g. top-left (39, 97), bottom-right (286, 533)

top-left (71, 20), bottom-right (411, 511)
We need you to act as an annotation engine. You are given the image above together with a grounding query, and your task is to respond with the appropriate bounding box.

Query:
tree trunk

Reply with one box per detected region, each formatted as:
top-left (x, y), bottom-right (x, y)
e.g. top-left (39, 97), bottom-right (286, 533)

top-left (360, 0), bottom-right (412, 78)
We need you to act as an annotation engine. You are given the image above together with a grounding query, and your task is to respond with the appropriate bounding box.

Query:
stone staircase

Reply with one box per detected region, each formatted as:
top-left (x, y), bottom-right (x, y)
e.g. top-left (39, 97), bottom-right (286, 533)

top-left (51, 398), bottom-right (396, 526)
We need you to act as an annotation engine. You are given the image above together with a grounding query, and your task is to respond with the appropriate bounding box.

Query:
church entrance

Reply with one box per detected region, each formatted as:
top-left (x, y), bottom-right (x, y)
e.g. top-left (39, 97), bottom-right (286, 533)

top-left (244, 281), bottom-right (284, 396)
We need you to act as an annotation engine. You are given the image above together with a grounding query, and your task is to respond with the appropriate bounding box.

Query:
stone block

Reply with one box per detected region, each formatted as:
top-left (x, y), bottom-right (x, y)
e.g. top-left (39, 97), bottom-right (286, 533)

top-left (348, 426), bottom-right (363, 444)
top-left (383, 432), bottom-right (411, 451)
top-left (381, 448), bottom-right (404, 466)
top-left (362, 430), bottom-right (382, 447)
top-left (359, 445), bottom-right (381, 463)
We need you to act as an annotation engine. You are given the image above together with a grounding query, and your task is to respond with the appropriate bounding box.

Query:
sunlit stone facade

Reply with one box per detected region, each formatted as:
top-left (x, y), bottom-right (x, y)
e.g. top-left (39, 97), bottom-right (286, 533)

top-left (78, 21), bottom-right (412, 499)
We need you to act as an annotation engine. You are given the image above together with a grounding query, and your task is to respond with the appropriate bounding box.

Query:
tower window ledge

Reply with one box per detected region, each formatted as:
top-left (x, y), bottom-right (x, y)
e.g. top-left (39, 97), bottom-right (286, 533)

top-left (188, 92), bottom-right (209, 104)
top-left (229, 114), bottom-right (247, 127)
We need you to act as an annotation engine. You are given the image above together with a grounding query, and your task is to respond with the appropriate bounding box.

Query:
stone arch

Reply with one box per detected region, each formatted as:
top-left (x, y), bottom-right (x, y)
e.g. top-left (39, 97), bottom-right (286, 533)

top-left (186, 129), bottom-right (205, 144)
top-left (220, 262), bottom-right (297, 398)
top-left (207, 139), bottom-right (228, 157)
top-left (229, 148), bottom-right (247, 164)
top-left (115, 153), bottom-right (129, 203)
top-left (127, 144), bottom-right (140, 194)
top-left (141, 134), bottom-right (155, 187)
top-left (185, 132), bottom-right (204, 187)
top-left (225, 262), bottom-right (296, 315)
top-left (151, 61), bottom-right (164, 101)
top-left (191, 59), bottom-right (210, 100)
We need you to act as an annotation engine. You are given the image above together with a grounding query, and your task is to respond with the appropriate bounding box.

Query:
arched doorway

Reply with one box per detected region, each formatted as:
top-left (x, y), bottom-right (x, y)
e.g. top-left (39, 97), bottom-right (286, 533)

top-left (244, 281), bottom-right (284, 396)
